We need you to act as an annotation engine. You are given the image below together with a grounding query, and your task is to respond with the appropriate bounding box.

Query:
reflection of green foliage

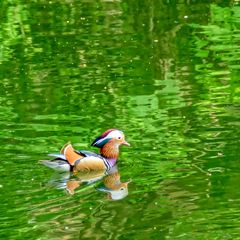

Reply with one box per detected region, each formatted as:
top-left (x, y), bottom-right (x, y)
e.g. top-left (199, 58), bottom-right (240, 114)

top-left (0, 3), bottom-right (32, 62)
top-left (192, 4), bottom-right (240, 104)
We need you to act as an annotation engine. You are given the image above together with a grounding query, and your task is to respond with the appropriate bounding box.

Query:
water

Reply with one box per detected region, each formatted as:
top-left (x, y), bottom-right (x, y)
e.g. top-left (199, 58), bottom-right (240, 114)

top-left (1, 1), bottom-right (240, 239)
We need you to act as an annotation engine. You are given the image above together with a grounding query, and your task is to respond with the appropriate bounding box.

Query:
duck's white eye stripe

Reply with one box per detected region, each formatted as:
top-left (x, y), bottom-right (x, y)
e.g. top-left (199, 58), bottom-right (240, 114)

top-left (107, 130), bottom-right (124, 139)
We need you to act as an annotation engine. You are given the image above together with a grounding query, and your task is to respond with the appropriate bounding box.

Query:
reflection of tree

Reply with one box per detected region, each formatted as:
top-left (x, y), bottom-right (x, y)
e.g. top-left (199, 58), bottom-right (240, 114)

top-left (192, 4), bottom-right (240, 104)
top-left (0, 4), bottom-right (29, 62)
top-left (0, 1), bottom-right (125, 122)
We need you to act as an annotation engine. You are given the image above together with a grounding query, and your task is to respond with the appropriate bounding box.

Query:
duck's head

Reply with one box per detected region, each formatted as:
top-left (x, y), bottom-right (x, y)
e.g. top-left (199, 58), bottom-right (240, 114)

top-left (91, 129), bottom-right (130, 148)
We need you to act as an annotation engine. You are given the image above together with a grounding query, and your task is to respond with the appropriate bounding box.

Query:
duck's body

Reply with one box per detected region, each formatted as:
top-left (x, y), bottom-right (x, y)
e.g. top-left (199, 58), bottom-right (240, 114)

top-left (40, 129), bottom-right (129, 172)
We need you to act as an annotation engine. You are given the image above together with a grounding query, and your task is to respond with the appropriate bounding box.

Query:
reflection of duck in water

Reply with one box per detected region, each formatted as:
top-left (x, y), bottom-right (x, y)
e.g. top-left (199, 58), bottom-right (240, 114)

top-left (66, 169), bottom-right (108, 195)
top-left (98, 168), bottom-right (130, 200)
top-left (40, 129), bottom-right (130, 172)
top-left (46, 166), bottom-right (130, 200)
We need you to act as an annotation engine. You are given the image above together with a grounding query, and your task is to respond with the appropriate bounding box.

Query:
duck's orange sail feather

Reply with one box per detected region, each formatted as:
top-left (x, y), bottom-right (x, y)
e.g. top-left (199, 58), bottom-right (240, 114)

top-left (61, 143), bottom-right (84, 165)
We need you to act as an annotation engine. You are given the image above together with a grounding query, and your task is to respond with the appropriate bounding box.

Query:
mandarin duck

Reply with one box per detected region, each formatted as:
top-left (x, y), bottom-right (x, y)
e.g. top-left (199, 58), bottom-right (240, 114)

top-left (40, 129), bottom-right (130, 172)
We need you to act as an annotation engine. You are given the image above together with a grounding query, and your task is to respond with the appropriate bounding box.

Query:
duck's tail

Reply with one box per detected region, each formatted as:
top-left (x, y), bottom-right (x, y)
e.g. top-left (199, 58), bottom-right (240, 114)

top-left (39, 160), bottom-right (71, 172)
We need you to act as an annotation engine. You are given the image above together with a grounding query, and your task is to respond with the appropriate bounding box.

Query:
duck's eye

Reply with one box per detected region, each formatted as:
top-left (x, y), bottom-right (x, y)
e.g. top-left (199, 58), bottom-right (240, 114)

top-left (120, 187), bottom-right (124, 190)
top-left (118, 136), bottom-right (122, 139)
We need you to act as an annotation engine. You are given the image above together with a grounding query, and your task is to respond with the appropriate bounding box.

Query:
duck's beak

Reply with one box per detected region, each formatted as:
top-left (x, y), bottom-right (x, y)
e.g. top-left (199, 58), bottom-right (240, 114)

top-left (122, 140), bottom-right (130, 147)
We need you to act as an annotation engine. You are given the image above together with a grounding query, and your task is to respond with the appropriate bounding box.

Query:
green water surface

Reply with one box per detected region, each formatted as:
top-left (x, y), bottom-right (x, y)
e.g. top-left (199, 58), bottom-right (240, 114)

top-left (0, 1), bottom-right (240, 239)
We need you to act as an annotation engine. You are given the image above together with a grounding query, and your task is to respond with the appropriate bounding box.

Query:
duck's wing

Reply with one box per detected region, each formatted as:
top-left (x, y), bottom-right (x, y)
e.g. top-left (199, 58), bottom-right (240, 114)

top-left (71, 149), bottom-right (109, 171)
top-left (76, 150), bottom-right (103, 158)
top-left (42, 143), bottom-right (105, 172)
top-left (61, 143), bottom-right (85, 165)
top-left (40, 144), bottom-right (85, 171)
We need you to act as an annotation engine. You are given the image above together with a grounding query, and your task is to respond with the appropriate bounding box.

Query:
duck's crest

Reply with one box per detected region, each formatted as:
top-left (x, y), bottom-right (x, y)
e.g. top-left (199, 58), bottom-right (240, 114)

top-left (91, 129), bottom-right (118, 148)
